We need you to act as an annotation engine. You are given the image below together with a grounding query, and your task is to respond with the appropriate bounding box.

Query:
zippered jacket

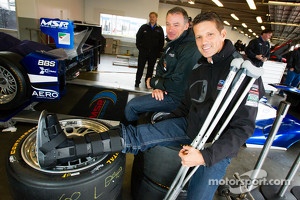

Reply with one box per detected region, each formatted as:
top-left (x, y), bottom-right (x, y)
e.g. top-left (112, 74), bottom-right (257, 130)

top-left (149, 28), bottom-right (202, 101)
top-left (172, 40), bottom-right (265, 166)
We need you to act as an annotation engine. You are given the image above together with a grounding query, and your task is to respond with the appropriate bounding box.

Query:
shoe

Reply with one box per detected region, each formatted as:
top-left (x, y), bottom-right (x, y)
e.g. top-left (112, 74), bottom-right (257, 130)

top-left (36, 110), bottom-right (124, 169)
top-left (135, 83), bottom-right (139, 87)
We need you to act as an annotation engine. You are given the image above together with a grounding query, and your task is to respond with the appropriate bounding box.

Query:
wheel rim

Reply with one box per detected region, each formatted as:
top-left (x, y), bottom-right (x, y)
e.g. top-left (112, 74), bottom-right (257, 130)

top-left (21, 118), bottom-right (110, 174)
top-left (0, 65), bottom-right (17, 104)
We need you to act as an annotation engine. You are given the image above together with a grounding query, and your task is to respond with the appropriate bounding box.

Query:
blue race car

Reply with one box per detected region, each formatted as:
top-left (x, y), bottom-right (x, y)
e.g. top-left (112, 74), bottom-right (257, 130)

top-left (246, 101), bottom-right (300, 150)
top-left (0, 18), bottom-right (100, 117)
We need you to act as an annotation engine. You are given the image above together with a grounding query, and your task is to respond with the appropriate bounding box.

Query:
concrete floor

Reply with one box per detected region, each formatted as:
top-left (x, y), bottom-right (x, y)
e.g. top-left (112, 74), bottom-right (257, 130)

top-left (0, 54), bottom-right (299, 200)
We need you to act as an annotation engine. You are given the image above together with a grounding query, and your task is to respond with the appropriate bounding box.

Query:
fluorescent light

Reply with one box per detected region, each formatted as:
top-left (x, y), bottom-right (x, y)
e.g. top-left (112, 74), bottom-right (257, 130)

top-left (253, 33), bottom-right (257, 36)
top-left (233, 26), bottom-right (237, 30)
top-left (256, 16), bottom-right (262, 23)
top-left (242, 23), bottom-right (247, 28)
top-left (248, 29), bottom-right (253, 32)
top-left (212, 0), bottom-right (224, 7)
top-left (261, 26), bottom-right (265, 30)
top-left (231, 14), bottom-right (239, 20)
top-left (246, 0), bottom-right (256, 10)
top-left (223, 21), bottom-right (230, 26)
top-left (188, 0), bottom-right (195, 4)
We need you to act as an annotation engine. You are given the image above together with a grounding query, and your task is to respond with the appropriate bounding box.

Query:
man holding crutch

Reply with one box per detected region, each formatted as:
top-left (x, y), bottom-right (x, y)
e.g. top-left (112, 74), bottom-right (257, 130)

top-left (36, 11), bottom-right (265, 200)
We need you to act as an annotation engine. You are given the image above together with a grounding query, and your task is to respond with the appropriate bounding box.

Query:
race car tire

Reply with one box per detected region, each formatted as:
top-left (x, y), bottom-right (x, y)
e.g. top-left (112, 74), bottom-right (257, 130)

top-left (6, 118), bottom-right (125, 200)
top-left (0, 51), bottom-right (31, 110)
top-left (131, 146), bottom-right (188, 200)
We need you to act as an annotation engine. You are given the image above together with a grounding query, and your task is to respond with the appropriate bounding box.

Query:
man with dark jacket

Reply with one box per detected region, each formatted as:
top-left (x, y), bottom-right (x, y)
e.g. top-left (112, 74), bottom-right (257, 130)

top-left (37, 11), bottom-right (264, 200)
top-left (284, 47), bottom-right (300, 87)
top-left (245, 29), bottom-right (273, 67)
top-left (125, 7), bottom-right (201, 122)
top-left (135, 12), bottom-right (165, 87)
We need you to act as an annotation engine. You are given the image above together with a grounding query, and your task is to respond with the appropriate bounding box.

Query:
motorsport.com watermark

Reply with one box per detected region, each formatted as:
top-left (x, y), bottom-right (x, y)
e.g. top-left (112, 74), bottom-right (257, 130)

top-left (208, 169), bottom-right (292, 194)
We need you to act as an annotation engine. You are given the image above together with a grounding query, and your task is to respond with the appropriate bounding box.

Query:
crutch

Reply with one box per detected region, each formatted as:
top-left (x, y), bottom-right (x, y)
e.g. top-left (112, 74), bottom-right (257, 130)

top-left (164, 60), bottom-right (264, 200)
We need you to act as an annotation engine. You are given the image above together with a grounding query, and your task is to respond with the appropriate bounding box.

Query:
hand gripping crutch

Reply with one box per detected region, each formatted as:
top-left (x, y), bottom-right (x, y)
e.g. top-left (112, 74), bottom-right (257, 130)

top-left (164, 60), bottom-right (264, 200)
top-left (164, 57), bottom-right (244, 200)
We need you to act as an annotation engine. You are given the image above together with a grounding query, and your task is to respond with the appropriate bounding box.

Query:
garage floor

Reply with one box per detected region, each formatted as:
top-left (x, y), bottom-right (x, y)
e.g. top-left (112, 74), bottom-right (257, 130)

top-left (0, 54), bottom-right (299, 200)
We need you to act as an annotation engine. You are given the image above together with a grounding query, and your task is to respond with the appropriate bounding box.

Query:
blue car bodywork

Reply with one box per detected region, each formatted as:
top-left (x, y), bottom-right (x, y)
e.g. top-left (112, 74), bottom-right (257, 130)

top-left (246, 101), bottom-right (300, 150)
top-left (0, 18), bottom-right (99, 119)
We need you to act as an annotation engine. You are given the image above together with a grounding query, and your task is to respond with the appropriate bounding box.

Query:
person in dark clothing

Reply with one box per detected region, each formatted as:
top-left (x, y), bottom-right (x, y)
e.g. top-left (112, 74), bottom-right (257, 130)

top-left (245, 29), bottom-right (273, 67)
top-left (284, 47), bottom-right (300, 87)
top-left (234, 39), bottom-right (244, 52)
top-left (279, 47), bottom-right (300, 96)
top-left (135, 12), bottom-right (165, 87)
top-left (36, 11), bottom-right (264, 200)
top-left (125, 7), bottom-right (201, 122)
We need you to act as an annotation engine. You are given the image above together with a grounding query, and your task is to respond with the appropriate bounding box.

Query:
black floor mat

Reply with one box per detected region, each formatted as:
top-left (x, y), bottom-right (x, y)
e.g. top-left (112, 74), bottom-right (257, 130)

top-left (34, 84), bottom-right (129, 121)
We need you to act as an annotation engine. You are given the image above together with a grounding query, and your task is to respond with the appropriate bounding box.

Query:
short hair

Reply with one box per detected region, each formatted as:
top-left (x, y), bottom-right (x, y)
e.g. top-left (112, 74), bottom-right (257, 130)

top-left (167, 7), bottom-right (189, 24)
top-left (149, 12), bottom-right (158, 18)
top-left (261, 29), bottom-right (273, 35)
top-left (193, 11), bottom-right (224, 32)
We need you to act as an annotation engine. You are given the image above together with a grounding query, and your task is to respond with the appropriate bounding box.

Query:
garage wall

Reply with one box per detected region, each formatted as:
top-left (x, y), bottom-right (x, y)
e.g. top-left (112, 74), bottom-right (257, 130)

top-left (16, 0), bottom-right (84, 41)
top-left (84, 0), bottom-right (159, 25)
top-left (14, 0), bottom-right (250, 50)
top-left (16, 0), bottom-right (84, 20)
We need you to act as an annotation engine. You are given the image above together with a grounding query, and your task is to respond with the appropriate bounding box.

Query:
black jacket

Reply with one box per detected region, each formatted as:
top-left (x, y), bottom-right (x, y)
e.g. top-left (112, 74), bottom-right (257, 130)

top-left (245, 36), bottom-right (271, 67)
top-left (172, 40), bottom-right (265, 167)
top-left (287, 48), bottom-right (300, 74)
top-left (149, 28), bottom-right (202, 101)
top-left (136, 23), bottom-right (165, 55)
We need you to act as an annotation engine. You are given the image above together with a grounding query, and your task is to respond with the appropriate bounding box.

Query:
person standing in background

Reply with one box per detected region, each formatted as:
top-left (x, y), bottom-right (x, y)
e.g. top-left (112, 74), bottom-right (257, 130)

top-left (285, 46), bottom-right (300, 87)
top-left (279, 46), bottom-right (300, 96)
top-left (245, 29), bottom-right (273, 67)
top-left (135, 12), bottom-right (165, 88)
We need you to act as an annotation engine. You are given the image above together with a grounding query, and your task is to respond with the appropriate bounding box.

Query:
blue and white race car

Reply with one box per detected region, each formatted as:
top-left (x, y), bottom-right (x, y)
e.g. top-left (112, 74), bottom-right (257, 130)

top-left (246, 100), bottom-right (300, 150)
top-left (0, 18), bottom-right (100, 118)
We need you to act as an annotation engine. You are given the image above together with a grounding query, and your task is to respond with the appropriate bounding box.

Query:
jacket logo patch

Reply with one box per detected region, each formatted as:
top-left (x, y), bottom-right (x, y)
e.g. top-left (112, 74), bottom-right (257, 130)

top-left (217, 80), bottom-right (225, 90)
top-left (245, 84), bottom-right (259, 107)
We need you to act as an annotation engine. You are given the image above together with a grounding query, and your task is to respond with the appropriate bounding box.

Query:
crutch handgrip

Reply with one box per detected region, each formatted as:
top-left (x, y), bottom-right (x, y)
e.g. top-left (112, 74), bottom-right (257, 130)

top-left (230, 58), bottom-right (244, 71)
top-left (242, 60), bottom-right (264, 78)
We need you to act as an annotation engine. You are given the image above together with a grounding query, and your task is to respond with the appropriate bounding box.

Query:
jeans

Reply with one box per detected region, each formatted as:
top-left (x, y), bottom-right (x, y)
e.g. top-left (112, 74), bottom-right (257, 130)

top-left (121, 117), bottom-right (191, 155)
top-left (187, 158), bottom-right (231, 200)
top-left (121, 116), bottom-right (231, 200)
top-left (124, 94), bottom-right (180, 122)
top-left (284, 70), bottom-right (300, 87)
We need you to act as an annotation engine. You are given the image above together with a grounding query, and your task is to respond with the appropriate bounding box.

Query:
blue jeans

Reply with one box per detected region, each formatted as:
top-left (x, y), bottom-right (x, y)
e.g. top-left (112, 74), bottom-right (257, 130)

top-left (121, 117), bottom-right (191, 154)
top-left (121, 116), bottom-right (231, 200)
top-left (187, 158), bottom-right (231, 200)
top-left (284, 70), bottom-right (300, 87)
top-left (124, 94), bottom-right (180, 122)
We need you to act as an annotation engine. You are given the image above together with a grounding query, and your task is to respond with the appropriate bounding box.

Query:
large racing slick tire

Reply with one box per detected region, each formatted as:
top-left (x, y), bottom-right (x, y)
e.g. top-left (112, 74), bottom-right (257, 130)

top-left (6, 118), bottom-right (125, 200)
top-left (0, 51), bottom-right (31, 110)
top-left (131, 146), bottom-right (188, 200)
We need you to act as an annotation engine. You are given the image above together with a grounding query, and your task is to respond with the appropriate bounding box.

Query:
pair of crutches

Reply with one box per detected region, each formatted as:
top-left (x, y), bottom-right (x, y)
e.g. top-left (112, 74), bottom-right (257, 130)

top-left (164, 58), bottom-right (264, 200)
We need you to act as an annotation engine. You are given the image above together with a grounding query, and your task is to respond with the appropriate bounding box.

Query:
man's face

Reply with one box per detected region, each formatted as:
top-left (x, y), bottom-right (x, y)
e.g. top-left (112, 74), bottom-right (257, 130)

top-left (166, 13), bottom-right (189, 41)
top-left (149, 14), bottom-right (157, 24)
top-left (262, 32), bottom-right (272, 41)
top-left (193, 21), bottom-right (226, 60)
